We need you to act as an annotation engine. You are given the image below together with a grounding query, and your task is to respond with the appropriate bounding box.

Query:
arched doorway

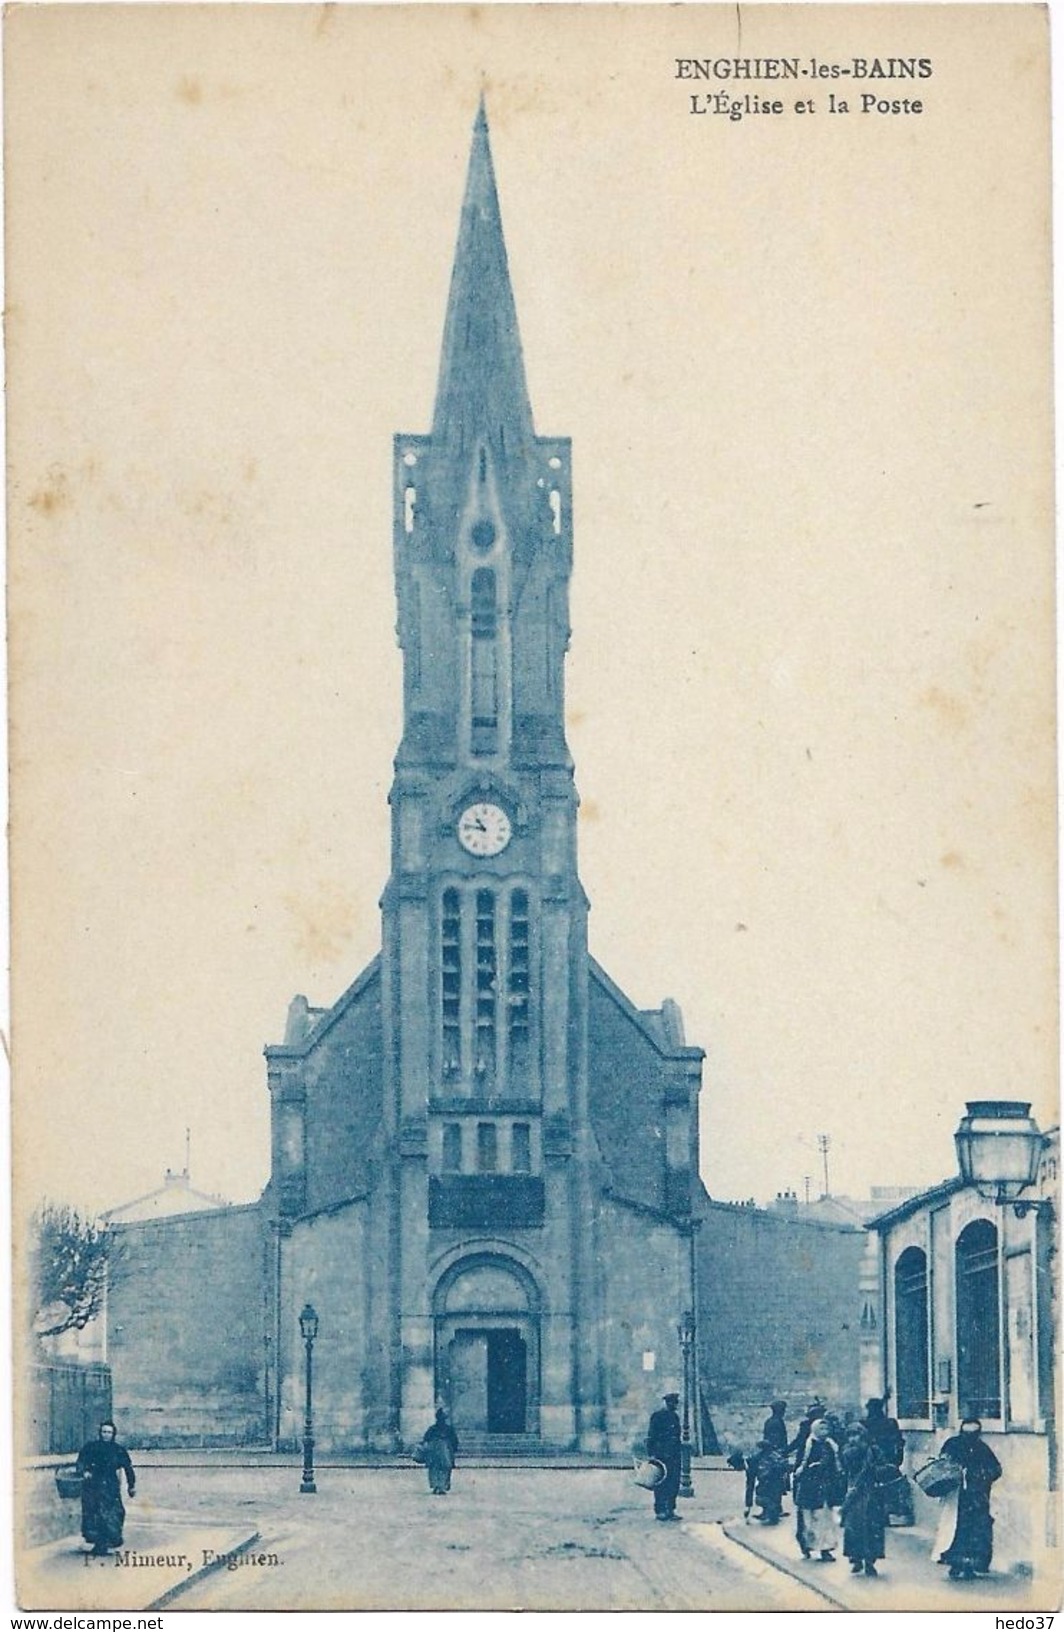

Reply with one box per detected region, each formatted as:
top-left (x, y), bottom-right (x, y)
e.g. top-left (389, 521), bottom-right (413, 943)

top-left (433, 1256), bottom-right (540, 1437)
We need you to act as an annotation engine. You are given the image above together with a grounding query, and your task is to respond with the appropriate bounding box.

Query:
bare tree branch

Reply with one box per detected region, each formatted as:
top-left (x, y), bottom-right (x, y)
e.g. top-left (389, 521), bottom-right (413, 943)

top-left (30, 1202), bottom-right (122, 1339)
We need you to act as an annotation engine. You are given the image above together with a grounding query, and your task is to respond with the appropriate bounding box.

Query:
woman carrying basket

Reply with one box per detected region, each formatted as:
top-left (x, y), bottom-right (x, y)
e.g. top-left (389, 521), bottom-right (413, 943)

top-left (75, 1421), bottom-right (136, 1556)
top-left (934, 1418), bottom-right (1002, 1580)
top-left (419, 1407), bottom-right (459, 1495)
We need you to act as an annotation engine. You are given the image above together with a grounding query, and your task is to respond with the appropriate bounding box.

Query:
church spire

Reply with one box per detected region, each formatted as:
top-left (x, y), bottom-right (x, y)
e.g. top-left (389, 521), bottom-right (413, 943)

top-left (432, 100), bottom-right (535, 453)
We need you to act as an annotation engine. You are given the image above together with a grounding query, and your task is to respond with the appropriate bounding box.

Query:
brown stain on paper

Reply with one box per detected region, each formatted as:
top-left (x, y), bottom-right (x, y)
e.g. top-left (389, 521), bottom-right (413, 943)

top-left (919, 684), bottom-right (970, 733)
top-left (27, 467), bottom-right (72, 518)
top-left (283, 887), bottom-right (360, 965)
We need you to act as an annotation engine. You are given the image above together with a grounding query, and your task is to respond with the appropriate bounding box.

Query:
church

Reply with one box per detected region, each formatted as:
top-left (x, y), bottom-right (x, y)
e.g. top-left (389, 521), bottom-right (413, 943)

top-left (104, 104), bottom-right (708, 1454)
top-left (261, 101), bottom-right (707, 1453)
top-left (98, 106), bottom-right (871, 1457)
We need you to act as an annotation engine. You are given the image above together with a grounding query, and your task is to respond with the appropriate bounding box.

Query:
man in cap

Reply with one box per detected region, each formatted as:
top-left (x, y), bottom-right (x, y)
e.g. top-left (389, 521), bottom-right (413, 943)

top-left (762, 1400), bottom-right (789, 1454)
top-left (645, 1391), bottom-right (683, 1520)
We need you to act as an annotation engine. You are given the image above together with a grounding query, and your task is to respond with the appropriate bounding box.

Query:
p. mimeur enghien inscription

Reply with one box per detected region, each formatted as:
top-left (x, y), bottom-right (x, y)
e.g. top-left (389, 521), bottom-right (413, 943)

top-left (86, 1548), bottom-right (282, 1572)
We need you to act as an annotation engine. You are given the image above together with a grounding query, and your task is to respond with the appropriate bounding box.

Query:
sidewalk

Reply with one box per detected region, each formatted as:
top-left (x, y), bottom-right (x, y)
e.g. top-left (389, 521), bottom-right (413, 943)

top-left (719, 1512), bottom-right (1055, 1612)
top-left (18, 1514), bottom-right (262, 1612)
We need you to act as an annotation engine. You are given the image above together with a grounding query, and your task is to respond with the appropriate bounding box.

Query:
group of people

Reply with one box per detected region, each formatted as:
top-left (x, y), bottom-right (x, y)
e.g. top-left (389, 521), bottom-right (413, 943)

top-left (74, 1401), bottom-right (1004, 1589)
top-left (740, 1396), bottom-right (1002, 1582)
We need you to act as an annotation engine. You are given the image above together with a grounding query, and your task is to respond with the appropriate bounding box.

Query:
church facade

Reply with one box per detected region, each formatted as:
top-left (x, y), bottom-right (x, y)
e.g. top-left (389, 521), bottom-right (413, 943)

top-left (105, 106), bottom-right (707, 1454)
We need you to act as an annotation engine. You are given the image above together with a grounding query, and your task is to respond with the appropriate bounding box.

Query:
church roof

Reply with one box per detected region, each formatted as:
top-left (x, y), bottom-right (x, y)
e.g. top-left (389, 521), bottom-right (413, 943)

top-left (265, 954), bottom-right (381, 1060)
top-left (432, 99), bottom-right (535, 455)
top-left (588, 958), bottom-right (705, 1061)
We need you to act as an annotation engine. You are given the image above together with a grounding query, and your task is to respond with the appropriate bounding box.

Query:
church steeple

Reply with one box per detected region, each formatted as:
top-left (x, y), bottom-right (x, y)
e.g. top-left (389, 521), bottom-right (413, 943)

top-left (432, 100), bottom-right (535, 454)
top-left (392, 97), bottom-right (572, 774)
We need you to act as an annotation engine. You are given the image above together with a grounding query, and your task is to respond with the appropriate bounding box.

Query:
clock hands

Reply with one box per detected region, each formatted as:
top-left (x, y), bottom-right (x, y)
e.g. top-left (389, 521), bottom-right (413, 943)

top-left (456, 802), bottom-right (511, 855)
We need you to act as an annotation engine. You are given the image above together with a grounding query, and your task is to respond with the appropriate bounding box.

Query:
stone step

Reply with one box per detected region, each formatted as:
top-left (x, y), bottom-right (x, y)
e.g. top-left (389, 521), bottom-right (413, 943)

top-left (455, 1433), bottom-right (551, 1456)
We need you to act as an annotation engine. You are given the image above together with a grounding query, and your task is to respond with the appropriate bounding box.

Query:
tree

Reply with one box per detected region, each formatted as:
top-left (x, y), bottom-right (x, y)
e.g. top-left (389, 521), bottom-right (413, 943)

top-left (30, 1202), bottom-right (121, 1339)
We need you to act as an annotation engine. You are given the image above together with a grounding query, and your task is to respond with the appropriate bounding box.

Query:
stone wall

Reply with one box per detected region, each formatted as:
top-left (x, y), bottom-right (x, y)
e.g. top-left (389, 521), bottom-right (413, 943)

top-left (587, 973), bottom-right (674, 1215)
top-left (108, 1204), bottom-right (266, 1446)
top-left (298, 969), bottom-right (385, 1216)
top-left (278, 1200), bottom-right (370, 1451)
top-left (597, 1195), bottom-right (688, 1454)
top-left (696, 1201), bottom-right (865, 1453)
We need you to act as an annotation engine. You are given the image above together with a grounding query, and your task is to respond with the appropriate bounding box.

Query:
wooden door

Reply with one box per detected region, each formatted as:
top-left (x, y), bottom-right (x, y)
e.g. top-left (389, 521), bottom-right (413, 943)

top-left (449, 1330), bottom-right (490, 1432)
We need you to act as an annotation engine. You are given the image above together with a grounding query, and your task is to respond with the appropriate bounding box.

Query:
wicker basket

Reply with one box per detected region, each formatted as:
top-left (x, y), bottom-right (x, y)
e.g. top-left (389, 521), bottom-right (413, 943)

top-left (912, 1456), bottom-right (961, 1499)
top-left (54, 1466), bottom-right (84, 1500)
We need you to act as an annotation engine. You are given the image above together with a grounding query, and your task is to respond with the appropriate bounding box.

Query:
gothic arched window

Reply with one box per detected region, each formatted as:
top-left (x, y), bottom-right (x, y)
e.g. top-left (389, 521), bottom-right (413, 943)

top-left (956, 1218), bottom-right (1002, 1419)
top-left (894, 1245), bottom-right (930, 1419)
top-left (474, 889), bottom-right (497, 1082)
top-left (470, 568), bottom-right (498, 755)
top-left (508, 889), bottom-right (530, 1084)
top-left (441, 888), bottom-right (462, 1078)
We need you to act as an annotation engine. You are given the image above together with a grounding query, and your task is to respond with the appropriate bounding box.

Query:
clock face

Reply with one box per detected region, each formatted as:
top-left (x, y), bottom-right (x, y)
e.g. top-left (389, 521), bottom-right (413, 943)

top-left (457, 802), bottom-right (512, 857)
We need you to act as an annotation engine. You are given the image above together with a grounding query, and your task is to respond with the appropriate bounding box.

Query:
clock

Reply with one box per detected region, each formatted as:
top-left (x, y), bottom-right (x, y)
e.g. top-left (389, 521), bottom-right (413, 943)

top-left (457, 802), bottom-right (512, 857)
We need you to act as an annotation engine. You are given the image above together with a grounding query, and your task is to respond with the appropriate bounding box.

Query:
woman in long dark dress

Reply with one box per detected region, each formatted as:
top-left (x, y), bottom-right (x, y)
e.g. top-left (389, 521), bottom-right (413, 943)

top-left (794, 1418), bottom-right (841, 1562)
top-left (840, 1424), bottom-right (887, 1577)
top-left (862, 1397), bottom-right (913, 1525)
top-left (937, 1418), bottom-right (1002, 1580)
top-left (743, 1441), bottom-right (789, 1524)
top-left (75, 1421), bottom-right (136, 1555)
top-left (420, 1408), bottom-right (459, 1495)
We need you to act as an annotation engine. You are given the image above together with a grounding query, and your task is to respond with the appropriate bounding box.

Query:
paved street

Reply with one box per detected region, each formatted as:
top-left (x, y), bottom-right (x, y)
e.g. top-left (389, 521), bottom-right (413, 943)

top-left (24, 1463), bottom-right (1056, 1613)
top-left (123, 1466), bottom-right (823, 1612)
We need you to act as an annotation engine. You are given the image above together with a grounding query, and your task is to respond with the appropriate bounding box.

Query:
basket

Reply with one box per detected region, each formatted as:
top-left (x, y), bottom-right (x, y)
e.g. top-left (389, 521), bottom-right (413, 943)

top-left (54, 1465), bottom-right (84, 1500)
top-left (913, 1456), bottom-right (961, 1499)
top-left (411, 1443), bottom-right (427, 1466)
top-left (632, 1457), bottom-right (666, 1491)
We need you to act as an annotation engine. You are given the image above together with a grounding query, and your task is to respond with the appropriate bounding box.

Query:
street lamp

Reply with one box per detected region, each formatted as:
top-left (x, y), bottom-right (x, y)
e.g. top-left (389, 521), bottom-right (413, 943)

top-left (954, 1101), bottom-right (1045, 1215)
top-left (298, 1302), bottom-right (319, 1495)
top-left (953, 1100), bottom-right (1056, 1500)
top-left (677, 1310), bottom-right (695, 1498)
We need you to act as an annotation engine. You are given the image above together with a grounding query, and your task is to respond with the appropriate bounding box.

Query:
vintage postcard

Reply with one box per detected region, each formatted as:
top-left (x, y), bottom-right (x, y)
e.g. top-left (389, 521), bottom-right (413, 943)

top-left (7, 3), bottom-right (1058, 1615)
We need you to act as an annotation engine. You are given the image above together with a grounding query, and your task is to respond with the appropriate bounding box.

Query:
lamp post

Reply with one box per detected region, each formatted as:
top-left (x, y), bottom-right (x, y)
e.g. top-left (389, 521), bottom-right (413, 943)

top-left (952, 1101), bottom-right (1056, 1500)
top-left (954, 1101), bottom-right (1044, 1213)
top-left (298, 1303), bottom-right (319, 1494)
top-left (677, 1309), bottom-right (695, 1498)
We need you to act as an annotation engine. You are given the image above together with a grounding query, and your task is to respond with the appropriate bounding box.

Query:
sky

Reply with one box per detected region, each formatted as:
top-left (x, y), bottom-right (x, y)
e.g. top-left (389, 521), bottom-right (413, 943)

top-left (7, 4), bottom-right (1056, 1220)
